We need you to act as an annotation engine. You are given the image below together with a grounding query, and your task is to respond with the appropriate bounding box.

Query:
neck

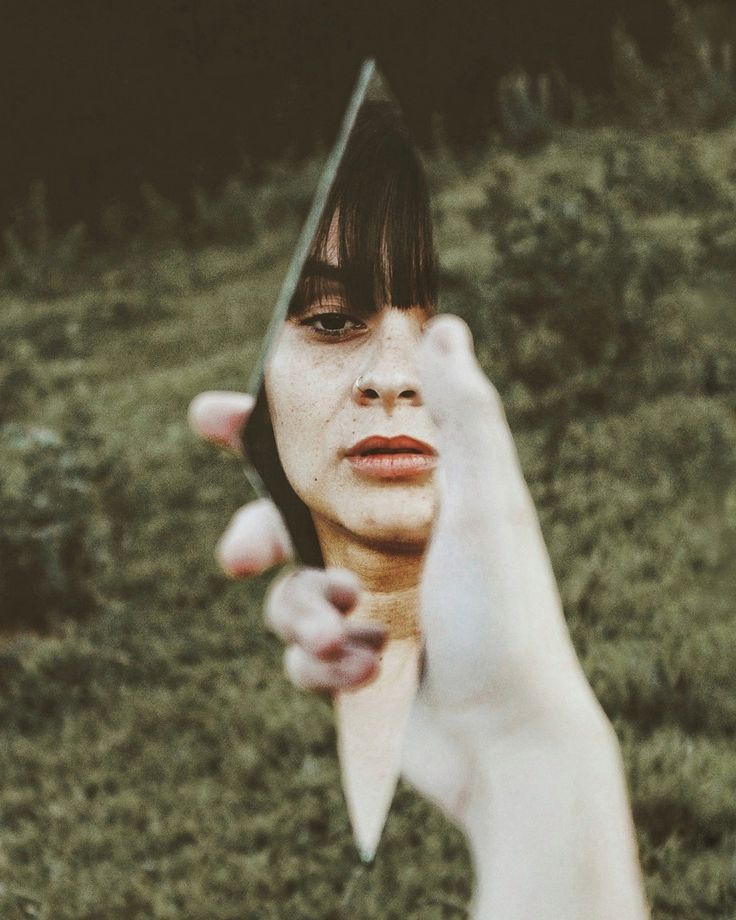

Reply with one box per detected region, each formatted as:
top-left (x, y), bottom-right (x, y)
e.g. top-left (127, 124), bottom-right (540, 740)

top-left (314, 517), bottom-right (424, 641)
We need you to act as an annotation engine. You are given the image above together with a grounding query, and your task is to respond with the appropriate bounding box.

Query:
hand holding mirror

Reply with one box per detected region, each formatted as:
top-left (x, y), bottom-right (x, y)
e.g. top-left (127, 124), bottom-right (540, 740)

top-left (190, 59), bottom-right (649, 915)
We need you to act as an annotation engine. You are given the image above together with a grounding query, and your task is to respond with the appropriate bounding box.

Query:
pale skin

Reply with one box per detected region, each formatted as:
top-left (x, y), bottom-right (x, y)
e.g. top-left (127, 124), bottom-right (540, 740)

top-left (188, 314), bottom-right (650, 919)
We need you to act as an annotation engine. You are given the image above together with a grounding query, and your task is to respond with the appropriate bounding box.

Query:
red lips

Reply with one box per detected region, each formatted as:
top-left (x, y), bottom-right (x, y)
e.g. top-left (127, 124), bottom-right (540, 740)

top-left (345, 436), bottom-right (437, 480)
top-left (345, 435), bottom-right (437, 457)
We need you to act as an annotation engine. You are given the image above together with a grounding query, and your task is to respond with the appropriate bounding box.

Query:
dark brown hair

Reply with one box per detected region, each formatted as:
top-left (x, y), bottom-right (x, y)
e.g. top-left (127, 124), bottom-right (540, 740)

top-left (244, 99), bottom-right (437, 567)
top-left (290, 99), bottom-right (437, 319)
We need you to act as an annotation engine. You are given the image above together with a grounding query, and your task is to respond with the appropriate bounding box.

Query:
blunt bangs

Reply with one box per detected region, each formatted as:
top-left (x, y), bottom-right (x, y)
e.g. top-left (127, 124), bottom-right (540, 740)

top-left (289, 100), bottom-right (438, 318)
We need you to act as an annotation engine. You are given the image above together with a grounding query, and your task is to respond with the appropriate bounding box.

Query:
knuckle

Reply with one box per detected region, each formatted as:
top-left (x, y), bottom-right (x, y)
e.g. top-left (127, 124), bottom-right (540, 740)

top-left (266, 567), bottom-right (311, 608)
top-left (265, 568), bottom-right (341, 645)
top-left (283, 644), bottom-right (379, 692)
top-left (264, 570), bottom-right (299, 635)
top-left (338, 649), bottom-right (379, 688)
top-left (283, 646), bottom-right (340, 692)
top-left (324, 566), bottom-right (361, 612)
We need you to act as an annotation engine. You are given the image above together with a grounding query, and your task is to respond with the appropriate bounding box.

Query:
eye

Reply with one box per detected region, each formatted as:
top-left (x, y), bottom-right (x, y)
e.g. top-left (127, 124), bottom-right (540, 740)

top-left (300, 311), bottom-right (367, 338)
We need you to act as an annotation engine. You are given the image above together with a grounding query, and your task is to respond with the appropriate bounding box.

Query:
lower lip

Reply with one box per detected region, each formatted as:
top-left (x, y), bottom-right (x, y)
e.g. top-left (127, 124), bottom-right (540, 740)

top-left (347, 453), bottom-right (437, 479)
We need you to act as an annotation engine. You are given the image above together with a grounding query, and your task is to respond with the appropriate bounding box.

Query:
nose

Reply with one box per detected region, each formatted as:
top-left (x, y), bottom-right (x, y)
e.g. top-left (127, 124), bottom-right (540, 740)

top-left (352, 309), bottom-right (423, 410)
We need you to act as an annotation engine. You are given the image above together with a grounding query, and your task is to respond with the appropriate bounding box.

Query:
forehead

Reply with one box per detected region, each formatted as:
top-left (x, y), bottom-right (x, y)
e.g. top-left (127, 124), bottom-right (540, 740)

top-left (322, 212), bottom-right (340, 268)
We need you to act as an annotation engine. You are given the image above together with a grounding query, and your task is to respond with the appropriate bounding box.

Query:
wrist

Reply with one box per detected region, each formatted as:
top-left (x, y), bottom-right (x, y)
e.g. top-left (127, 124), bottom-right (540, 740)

top-left (466, 706), bottom-right (648, 920)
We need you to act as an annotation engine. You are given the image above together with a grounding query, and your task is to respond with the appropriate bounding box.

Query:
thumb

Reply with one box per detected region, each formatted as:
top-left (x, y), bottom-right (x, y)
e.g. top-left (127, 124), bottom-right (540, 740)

top-left (418, 315), bottom-right (526, 516)
top-left (416, 316), bottom-right (562, 707)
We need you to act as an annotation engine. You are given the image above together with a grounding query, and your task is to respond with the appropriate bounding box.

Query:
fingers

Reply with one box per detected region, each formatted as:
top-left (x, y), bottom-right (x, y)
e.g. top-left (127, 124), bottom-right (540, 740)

top-left (189, 391), bottom-right (290, 576)
top-left (217, 498), bottom-right (294, 575)
top-left (188, 390), bottom-right (254, 453)
top-left (266, 567), bottom-right (386, 692)
top-left (189, 390), bottom-right (384, 692)
top-left (284, 643), bottom-right (381, 693)
top-left (265, 567), bottom-right (360, 652)
top-left (419, 316), bottom-right (531, 524)
top-left (417, 315), bottom-right (571, 706)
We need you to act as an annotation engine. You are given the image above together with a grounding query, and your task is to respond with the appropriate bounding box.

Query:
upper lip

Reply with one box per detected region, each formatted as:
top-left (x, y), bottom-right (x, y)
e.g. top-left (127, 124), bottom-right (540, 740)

top-left (345, 435), bottom-right (437, 457)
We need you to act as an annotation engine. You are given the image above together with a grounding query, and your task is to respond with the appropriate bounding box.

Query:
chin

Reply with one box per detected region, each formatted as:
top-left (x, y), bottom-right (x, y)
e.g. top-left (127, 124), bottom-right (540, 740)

top-left (345, 485), bottom-right (436, 544)
top-left (298, 475), bottom-right (437, 551)
top-left (353, 522), bottom-right (430, 552)
top-left (344, 500), bottom-right (435, 550)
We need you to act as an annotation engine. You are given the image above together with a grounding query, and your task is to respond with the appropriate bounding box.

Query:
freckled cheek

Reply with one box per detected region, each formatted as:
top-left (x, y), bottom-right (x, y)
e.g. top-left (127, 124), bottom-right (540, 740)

top-left (267, 346), bottom-right (354, 429)
top-left (266, 373), bottom-right (348, 495)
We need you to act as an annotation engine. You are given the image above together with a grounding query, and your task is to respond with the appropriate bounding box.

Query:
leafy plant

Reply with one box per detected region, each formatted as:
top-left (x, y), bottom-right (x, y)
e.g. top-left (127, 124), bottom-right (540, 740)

top-left (0, 421), bottom-right (109, 632)
top-left (602, 139), bottom-right (723, 214)
top-left (192, 176), bottom-right (256, 244)
top-left (0, 347), bottom-right (130, 633)
top-left (497, 70), bottom-right (556, 151)
top-left (478, 184), bottom-right (646, 422)
top-left (611, 24), bottom-right (669, 129)
top-left (665, 0), bottom-right (736, 129)
top-left (2, 180), bottom-right (86, 297)
top-left (138, 183), bottom-right (182, 245)
top-left (612, 1), bottom-right (736, 130)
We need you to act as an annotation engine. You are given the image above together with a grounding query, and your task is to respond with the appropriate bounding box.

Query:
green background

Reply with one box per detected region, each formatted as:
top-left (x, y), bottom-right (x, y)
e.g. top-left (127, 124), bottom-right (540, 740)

top-left (2, 9), bottom-right (736, 917)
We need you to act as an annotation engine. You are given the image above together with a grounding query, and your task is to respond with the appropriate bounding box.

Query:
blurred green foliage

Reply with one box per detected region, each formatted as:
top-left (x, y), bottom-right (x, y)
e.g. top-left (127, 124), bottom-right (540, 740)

top-left (612, 0), bottom-right (736, 131)
top-left (3, 181), bottom-right (86, 298)
top-left (2, 29), bottom-right (736, 917)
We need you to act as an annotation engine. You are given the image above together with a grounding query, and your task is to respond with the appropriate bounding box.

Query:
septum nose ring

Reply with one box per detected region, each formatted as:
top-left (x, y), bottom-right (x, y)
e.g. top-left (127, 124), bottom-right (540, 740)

top-left (353, 375), bottom-right (368, 397)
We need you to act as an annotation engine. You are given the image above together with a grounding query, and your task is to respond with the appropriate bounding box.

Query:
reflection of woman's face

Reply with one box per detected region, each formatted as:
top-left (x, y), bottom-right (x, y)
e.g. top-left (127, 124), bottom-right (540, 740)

top-left (265, 228), bottom-right (438, 551)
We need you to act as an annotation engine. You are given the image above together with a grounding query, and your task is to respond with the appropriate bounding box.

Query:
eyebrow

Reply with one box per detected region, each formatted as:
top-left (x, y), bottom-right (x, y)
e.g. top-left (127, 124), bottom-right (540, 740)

top-left (290, 257), bottom-right (381, 320)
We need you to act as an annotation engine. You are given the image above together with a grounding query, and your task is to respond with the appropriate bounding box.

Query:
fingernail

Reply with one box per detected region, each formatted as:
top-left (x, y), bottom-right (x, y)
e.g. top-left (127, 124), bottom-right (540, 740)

top-left (338, 649), bottom-right (378, 686)
top-left (346, 624), bottom-right (387, 650)
top-left (216, 525), bottom-right (257, 576)
top-left (312, 633), bottom-right (347, 659)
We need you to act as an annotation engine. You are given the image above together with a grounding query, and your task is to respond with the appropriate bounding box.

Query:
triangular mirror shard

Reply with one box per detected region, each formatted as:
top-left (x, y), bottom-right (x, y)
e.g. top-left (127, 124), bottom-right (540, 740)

top-left (243, 58), bottom-right (378, 403)
top-left (241, 59), bottom-right (378, 566)
top-left (335, 639), bottom-right (423, 862)
top-left (241, 61), bottom-right (431, 863)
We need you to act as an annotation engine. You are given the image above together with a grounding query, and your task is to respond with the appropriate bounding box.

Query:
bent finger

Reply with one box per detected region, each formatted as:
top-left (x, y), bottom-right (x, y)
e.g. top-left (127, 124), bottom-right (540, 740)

top-left (419, 315), bottom-right (531, 525)
top-left (217, 498), bottom-right (294, 576)
top-left (283, 643), bottom-right (380, 693)
top-left (188, 390), bottom-right (254, 454)
top-left (265, 567), bottom-right (371, 657)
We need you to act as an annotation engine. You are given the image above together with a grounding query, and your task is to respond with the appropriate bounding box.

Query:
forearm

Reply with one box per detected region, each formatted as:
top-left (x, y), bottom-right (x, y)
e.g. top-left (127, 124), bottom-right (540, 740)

top-left (467, 707), bottom-right (649, 920)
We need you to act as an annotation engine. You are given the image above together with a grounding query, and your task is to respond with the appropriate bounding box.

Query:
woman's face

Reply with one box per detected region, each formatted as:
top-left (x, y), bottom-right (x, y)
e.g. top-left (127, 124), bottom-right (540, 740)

top-left (264, 227), bottom-right (438, 551)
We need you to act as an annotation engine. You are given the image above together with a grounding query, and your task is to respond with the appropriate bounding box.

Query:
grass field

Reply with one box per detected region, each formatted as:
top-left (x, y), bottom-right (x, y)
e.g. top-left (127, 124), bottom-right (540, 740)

top-left (1, 122), bottom-right (736, 918)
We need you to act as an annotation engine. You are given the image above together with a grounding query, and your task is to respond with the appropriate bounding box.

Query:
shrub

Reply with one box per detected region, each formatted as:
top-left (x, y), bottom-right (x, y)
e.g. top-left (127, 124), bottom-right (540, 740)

top-left (0, 340), bottom-right (47, 422)
top-left (138, 184), bottom-right (182, 246)
top-left (698, 212), bottom-right (736, 272)
top-left (0, 350), bottom-right (130, 633)
top-left (192, 176), bottom-right (256, 244)
top-left (477, 184), bottom-right (649, 422)
top-left (612, 1), bottom-right (736, 130)
top-left (602, 139), bottom-right (723, 215)
top-left (664, 0), bottom-right (736, 129)
top-left (255, 156), bottom-right (326, 232)
top-left (0, 421), bottom-right (109, 632)
top-left (611, 25), bottom-right (669, 129)
top-left (497, 70), bottom-right (556, 152)
top-left (2, 180), bottom-right (86, 297)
